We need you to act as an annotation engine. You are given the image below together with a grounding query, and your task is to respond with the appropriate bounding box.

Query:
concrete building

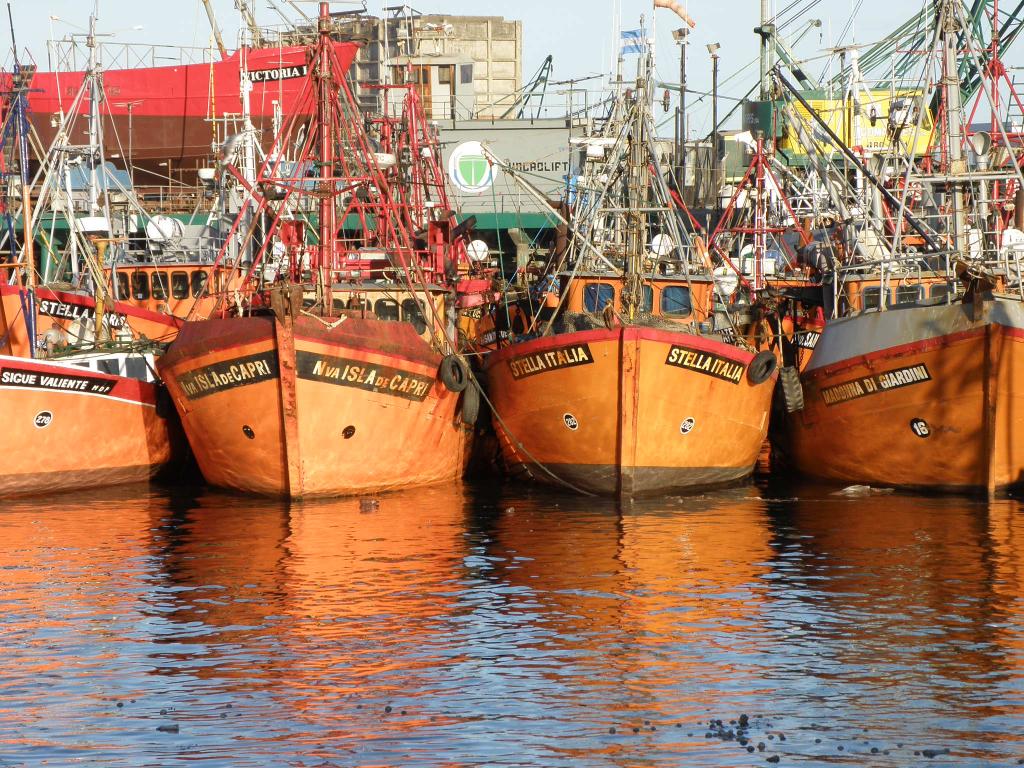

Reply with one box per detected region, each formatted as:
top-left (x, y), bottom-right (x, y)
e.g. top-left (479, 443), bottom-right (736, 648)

top-left (294, 11), bottom-right (523, 119)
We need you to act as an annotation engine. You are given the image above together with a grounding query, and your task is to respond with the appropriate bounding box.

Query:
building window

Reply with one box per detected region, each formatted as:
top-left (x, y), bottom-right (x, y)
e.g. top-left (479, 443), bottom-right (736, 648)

top-left (583, 283), bottom-right (615, 313)
top-left (661, 286), bottom-right (692, 317)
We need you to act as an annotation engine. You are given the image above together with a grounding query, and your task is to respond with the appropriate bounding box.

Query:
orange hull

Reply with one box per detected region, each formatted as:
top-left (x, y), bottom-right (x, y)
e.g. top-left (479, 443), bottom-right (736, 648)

top-left (781, 300), bottom-right (1024, 493)
top-left (0, 285), bottom-right (184, 357)
top-left (0, 355), bottom-right (177, 496)
top-left (158, 315), bottom-right (472, 498)
top-left (483, 327), bottom-right (776, 496)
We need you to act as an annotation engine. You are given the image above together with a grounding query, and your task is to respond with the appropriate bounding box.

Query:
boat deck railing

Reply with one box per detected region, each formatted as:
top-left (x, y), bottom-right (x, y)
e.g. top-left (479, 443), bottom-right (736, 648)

top-left (46, 39), bottom-right (218, 73)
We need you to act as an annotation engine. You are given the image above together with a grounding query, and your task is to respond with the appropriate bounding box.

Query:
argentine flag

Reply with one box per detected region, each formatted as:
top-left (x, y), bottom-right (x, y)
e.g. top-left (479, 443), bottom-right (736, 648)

top-left (621, 28), bottom-right (649, 56)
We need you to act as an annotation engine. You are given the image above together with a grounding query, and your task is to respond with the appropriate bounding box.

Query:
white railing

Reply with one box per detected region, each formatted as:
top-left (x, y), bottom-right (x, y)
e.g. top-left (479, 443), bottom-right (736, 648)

top-left (46, 39), bottom-right (217, 73)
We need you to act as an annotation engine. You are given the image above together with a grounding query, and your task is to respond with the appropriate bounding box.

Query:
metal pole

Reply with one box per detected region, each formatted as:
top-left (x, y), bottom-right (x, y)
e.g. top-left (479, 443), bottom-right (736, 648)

top-left (712, 50), bottom-right (719, 208)
top-left (678, 30), bottom-right (687, 192)
top-left (760, 0), bottom-right (770, 99)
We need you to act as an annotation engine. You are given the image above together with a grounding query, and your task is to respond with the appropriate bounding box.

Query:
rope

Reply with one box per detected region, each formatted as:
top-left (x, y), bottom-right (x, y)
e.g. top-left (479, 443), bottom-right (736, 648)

top-left (300, 310), bottom-right (347, 329)
top-left (466, 369), bottom-right (597, 497)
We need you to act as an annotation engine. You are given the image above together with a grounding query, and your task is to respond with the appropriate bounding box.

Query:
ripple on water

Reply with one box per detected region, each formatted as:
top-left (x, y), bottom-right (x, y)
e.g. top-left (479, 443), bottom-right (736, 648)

top-left (0, 482), bottom-right (1022, 765)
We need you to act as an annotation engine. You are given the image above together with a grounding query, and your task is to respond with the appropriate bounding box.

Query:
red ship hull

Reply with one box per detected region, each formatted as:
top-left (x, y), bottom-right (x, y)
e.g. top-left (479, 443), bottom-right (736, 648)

top-left (17, 42), bottom-right (359, 176)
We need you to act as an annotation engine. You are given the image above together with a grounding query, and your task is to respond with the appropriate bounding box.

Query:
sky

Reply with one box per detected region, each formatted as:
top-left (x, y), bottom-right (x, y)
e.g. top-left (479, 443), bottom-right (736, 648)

top-left (5, 0), bottom-right (964, 135)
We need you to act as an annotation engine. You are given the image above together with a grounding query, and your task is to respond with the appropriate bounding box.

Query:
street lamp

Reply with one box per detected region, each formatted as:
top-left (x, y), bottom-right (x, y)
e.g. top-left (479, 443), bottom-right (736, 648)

top-left (672, 27), bottom-right (689, 193)
top-left (707, 42), bottom-right (721, 208)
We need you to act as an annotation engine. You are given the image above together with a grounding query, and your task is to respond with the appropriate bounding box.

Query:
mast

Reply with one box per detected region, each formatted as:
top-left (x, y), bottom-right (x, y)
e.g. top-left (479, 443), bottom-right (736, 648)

top-left (86, 13), bottom-right (101, 219)
top-left (6, 1), bottom-right (33, 291)
top-left (759, 0), bottom-right (772, 100)
top-left (316, 1), bottom-right (336, 287)
top-left (236, 0), bottom-right (264, 48)
top-left (201, 0), bottom-right (229, 59)
top-left (624, 48), bottom-right (652, 319)
top-left (938, 0), bottom-right (968, 255)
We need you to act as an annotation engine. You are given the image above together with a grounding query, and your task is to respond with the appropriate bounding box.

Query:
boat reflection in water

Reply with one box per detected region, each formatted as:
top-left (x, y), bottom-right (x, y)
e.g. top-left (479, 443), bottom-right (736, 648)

top-left (1, 483), bottom-right (1023, 765)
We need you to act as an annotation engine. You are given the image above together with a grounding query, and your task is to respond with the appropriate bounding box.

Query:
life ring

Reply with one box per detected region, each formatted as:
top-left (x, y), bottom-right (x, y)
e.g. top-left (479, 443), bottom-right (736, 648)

top-left (440, 354), bottom-right (470, 393)
top-left (460, 382), bottom-right (480, 426)
top-left (747, 350), bottom-right (778, 385)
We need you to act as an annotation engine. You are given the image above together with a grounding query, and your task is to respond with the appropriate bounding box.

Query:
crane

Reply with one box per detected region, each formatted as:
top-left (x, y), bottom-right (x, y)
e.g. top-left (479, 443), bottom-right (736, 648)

top-left (200, 0), bottom-right (229, 59)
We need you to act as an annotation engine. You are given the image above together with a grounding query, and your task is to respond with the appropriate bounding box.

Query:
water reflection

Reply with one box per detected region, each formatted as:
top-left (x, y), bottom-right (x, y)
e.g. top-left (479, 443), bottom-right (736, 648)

top-left (0, 481), bottom-right (1022, 765)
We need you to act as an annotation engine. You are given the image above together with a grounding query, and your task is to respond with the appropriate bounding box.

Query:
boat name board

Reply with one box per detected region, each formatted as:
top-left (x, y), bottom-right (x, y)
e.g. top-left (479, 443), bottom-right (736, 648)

top-left (820, 364), bottom-right (932, 406)
top-left (0, 365), bottom-right (116, 395)
top-left (798, 331), bottom-right (821, 350)
top-left (178, 351), bottom-right (278, 400)
top-left (665, 346), bottom-right (745, 384)
top-left (246, 65), bottom-right (309, 83)
top-left (39, 299), bottom-right (127, 329)
top-left (295, 351), bottom-right (433, 402)
top-left (507, 344), bottom-right (594, 380)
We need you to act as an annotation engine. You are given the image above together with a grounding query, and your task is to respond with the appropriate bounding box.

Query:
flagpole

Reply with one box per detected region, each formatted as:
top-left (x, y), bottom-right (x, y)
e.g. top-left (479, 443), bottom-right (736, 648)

top-left (615, 0), bottom-right (623, 90)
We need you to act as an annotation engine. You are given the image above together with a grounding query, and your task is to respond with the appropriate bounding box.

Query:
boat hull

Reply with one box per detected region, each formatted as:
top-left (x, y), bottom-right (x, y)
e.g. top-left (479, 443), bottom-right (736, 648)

top-left (157, 314), bottom-right (472, 498)
top-left (0, 355), bottom-right (177, 496)
top-left (0, 284), bottom-right (185, 357)
top-left (780, 298), bottom-right (1024, 493)
top-left (483, 326), bottom-right (776, 496)
top-left (20, 42), bottom-right (360, 175)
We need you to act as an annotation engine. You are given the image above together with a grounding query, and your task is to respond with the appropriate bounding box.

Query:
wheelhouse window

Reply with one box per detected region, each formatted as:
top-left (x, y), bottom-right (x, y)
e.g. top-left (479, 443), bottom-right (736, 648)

top-left (190, 270), bottom-right (209, 298)
top-left (401, 299), bottom-right (428, 334)
top-left (661, 285), bottom-right (692, 318)
top-left (930, 282), bottom-right (952, 302)
top-left (895, 284), bottom-right (923, 305)
top-left (116, 272), bottom-right (129, 300)
top-left (641, 285), bottom-right (654, 313)
top-left (171, 271), bottom-right (189, 300)
top-left (374, 298), bottom-right (399, 322)
top-left (131, 272), bottom-right (150, 301)
top-left (583, 283), bottom-right (615, 313)
top-left (151, 272), bottom-right (169, 301)
top-left (861, 286), bottom-right (889, 310)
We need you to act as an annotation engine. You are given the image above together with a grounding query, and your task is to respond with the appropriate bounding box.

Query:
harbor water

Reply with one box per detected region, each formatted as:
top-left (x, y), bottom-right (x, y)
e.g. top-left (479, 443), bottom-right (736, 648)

top-left (2, 480), bottom-right (1024, 766)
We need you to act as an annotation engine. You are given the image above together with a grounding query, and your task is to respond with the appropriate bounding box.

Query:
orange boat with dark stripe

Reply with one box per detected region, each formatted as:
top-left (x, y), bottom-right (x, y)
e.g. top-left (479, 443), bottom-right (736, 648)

top-left (0, 284), bottom-right (183, 357)
top-left (484, 323), bottom-right (776, 496)
top-left (0, 353), bottom-right (180, 496)
top-left (158, 313), bottom-right (471, 498)
top-left (779, 295), bottom-right (1024, 494)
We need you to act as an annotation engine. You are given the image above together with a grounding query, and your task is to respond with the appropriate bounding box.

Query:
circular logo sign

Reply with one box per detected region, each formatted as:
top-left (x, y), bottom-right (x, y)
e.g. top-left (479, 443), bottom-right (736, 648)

top-left (448, 141), bottom-right (499, 194)
top-left (680, 417), bottom-right (696, 435)
top-left (563, 413), bottom-right (579, 431)
top-left (910, 418), bottom-right (931, 438)
top-left (34, 411), bottom-right (53, 429)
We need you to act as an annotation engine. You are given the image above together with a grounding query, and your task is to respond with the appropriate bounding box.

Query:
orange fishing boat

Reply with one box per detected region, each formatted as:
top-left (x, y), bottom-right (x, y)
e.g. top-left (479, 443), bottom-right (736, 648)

top-left (482, 43), bottom-right (777, 497)
top-left (0, 351), bottom-right (180, 496)
top-left (483, 277), bottom-right (776, 495)
top-left (773, 0), bottom-right (1024, 494)
top-left (158, 4), bottom-right (480, 499)
top-left (159, 300), bottom-right (471, 497)
top-left (780, 283), bottom-right (1024, 494)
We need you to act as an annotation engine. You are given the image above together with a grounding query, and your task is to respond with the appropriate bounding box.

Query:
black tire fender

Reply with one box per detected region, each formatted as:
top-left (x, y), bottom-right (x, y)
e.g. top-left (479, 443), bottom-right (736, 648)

top-left (439, 354), bottom-right (470, 393)
top-left (460, 382), bottom-right (480, 426)
top-left (747, 350), bottom-right (778, 385)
